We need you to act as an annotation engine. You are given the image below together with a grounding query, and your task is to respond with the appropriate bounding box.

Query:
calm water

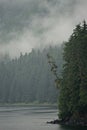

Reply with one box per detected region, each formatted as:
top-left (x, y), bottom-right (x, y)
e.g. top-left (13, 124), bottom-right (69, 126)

top-left (0, 106), bottom-right (86, 130)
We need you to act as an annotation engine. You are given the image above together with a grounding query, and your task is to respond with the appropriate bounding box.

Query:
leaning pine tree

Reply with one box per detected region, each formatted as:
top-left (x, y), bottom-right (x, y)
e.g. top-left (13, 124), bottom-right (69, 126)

top-left (58, 21), bottom-right (87, 125)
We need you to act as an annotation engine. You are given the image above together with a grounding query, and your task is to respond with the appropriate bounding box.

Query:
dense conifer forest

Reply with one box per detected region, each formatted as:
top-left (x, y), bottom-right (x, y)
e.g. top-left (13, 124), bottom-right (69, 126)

top-left (0, 45), bottom-right (63, 104)
top-left (58, 21), bottom-right (87, 125)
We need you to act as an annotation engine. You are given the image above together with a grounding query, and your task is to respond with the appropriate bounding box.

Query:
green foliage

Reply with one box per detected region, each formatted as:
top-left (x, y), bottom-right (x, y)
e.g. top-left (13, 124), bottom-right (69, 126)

top-left (58, 21), bottom-right (87, 121)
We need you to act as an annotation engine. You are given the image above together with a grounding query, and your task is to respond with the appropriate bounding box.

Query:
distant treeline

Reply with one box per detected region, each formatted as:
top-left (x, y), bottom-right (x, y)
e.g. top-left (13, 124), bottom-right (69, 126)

top-left (0, 45), bottom-right (63, 103)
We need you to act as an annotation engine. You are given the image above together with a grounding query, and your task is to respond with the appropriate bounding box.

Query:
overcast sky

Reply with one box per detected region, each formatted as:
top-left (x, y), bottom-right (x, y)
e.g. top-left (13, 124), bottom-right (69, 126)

top-left (0, 0), bottom-right (87, 58)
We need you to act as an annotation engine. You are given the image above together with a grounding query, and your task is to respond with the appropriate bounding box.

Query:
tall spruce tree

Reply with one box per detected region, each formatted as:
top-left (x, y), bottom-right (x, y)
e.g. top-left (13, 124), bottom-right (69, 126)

top-left (58, 21), bottom-right (87, 123)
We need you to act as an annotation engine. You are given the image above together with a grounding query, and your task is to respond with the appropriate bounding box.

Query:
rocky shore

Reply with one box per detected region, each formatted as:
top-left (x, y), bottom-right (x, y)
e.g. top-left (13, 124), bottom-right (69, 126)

top-left (47, 119), bottom-right (87, 126)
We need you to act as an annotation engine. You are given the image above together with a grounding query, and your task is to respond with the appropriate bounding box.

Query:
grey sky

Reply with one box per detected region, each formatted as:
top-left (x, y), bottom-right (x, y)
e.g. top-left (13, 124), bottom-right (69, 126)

top-left (0, 0), bottom-right (87, 58)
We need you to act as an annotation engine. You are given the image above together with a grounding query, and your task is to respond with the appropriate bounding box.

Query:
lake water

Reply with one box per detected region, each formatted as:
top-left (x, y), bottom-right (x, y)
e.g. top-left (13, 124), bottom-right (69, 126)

top-left (0, 106), bottom-right (86, 130)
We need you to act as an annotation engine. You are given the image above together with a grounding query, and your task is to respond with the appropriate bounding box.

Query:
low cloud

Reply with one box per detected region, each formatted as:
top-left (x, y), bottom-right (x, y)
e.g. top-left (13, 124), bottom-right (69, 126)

top-left (0, 0), bottom-right (87, 58)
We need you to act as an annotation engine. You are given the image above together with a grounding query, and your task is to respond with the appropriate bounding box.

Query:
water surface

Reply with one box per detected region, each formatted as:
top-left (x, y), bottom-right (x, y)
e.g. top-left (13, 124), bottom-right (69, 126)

top-left (0, 106), bottom-right (86, 130)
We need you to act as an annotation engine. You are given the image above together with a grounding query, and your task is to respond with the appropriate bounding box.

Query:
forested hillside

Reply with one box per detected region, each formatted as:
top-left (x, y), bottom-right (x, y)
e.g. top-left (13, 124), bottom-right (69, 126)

top-left (0, 45), bottom-right (63, 103)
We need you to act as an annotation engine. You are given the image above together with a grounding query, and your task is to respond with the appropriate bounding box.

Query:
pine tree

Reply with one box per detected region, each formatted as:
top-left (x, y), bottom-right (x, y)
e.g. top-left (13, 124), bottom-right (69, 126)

top-left (58, 21), bottom-right (87, 124)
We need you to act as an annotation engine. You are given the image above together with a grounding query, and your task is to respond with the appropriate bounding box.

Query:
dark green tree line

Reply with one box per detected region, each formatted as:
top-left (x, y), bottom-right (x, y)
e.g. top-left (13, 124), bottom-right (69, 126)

top-left (58, 21), bottom-right (87, 124)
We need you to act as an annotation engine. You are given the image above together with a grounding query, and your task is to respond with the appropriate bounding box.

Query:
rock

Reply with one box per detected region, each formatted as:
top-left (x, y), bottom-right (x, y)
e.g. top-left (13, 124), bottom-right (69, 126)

top-left (47, 119), bottom-right (62, 124)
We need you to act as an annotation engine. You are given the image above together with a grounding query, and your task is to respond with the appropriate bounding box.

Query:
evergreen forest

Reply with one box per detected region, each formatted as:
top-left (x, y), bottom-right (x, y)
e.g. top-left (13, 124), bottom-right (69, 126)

top-left (0, 45), bottom-right (63, 104)
top-left (58, 21), bottom-right (87, 125)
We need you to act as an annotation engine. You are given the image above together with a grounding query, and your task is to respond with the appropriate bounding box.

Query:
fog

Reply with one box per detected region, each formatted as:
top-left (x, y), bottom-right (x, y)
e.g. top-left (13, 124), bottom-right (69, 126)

top-left (0, 0), bottom-right (87, 58)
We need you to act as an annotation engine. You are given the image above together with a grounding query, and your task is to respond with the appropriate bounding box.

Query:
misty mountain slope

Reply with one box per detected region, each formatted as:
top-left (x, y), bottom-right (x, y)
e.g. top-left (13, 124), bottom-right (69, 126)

top-left (0, 45), bottom-right (63, 103)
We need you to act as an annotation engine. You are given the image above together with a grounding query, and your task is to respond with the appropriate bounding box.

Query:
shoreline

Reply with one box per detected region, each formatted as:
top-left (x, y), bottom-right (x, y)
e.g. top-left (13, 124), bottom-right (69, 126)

top-left (0, 103), bottom-right (57, 107)
top-left (47, 119), bottom-right (87, 127)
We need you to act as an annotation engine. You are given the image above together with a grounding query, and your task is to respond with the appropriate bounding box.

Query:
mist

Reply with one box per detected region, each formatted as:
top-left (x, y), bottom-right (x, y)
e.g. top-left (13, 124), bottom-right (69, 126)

top-left (0, 0), bottom-right (87, 58)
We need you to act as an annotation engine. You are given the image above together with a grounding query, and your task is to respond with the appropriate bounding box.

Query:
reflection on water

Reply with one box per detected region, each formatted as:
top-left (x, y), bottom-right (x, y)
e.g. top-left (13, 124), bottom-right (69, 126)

top-left (0, 106), bottom-right (86, 130)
